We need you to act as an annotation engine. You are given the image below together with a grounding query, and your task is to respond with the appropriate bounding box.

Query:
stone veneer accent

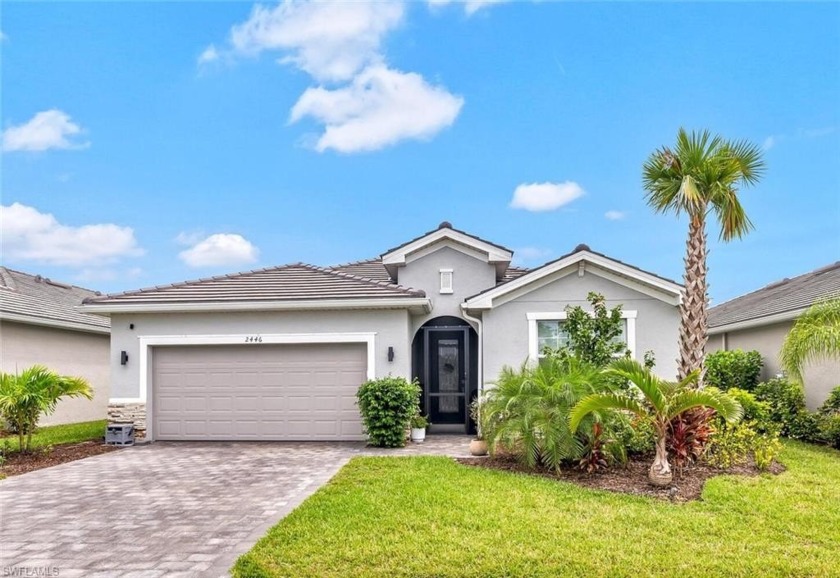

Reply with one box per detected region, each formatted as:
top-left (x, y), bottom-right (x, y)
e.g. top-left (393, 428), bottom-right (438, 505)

top-left (108, 402), bottom-right (147, 439)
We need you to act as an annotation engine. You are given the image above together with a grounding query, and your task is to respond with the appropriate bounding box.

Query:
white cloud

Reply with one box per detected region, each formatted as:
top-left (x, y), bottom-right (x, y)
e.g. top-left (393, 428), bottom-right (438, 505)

top-left (605, 210), bottom-right (626, 221)
top-left (510, 181), bottom-right (585, 212)
top-left (2, 109), bottom-right (89, 152)
top-left (290, 65), bottom-right (463, 153)
top-left (229, 1), bottom-right (404, 83)
top-left (0, 203), bottom-right (143, 267)
top-left (178, 233), bottom-right (260, 268)
top-left (428, 0), bottom-right (508, 15)
top-left (762, 136), bottom-right (776, 151)
top-left (175, 231), bottom-right (205, 246)
top-left (0, 30), bottom-right (7, 42)
top-left (197, 44), bottom-right (220, 65)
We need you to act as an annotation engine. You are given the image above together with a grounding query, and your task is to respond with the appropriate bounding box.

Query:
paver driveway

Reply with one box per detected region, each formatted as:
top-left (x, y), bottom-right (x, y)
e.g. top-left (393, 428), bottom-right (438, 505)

top-left (0, 438), bottom-right (471, 577)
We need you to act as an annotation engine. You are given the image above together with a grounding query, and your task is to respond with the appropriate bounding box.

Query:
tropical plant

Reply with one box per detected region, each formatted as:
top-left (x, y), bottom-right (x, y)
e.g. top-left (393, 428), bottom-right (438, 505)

top-left (780, 297), bottom-right (840, 383)
top-left (705, 349), bottom-right (763, 391)
top-left (410, 413), bottom-right (429, 429)
top-left (570, 359), bottom-right (743, 486)
top-left (0, 365), bottom-right (93, 453)
top-left (557, 292), bottom-right (630, 367)
top-left (356, 377), bottom-right (420, 448)
top-left (819, 386), bottom-right (840, 415)
top-left (482, 355), bottom-right (622, 470)
top-left (667, 408), bottom-right (716, 470)
top-left (643, 128), bottom-right (765, 382)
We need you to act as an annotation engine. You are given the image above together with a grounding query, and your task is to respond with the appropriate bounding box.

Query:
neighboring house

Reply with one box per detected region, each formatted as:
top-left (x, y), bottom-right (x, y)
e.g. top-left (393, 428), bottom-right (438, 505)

top-left (0, 268), bottom-right (111, 426)
top-left (80, 223), bottom-right (682, 442)
top-left (707, 262), bottom-right (840, 409)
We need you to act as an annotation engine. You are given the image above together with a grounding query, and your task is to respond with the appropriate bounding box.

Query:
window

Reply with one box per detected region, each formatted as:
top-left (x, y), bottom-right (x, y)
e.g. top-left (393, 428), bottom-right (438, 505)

top-left (440, 269), bottom-right (453, 294)
top-left (527, 311), bottom-right (636, 361)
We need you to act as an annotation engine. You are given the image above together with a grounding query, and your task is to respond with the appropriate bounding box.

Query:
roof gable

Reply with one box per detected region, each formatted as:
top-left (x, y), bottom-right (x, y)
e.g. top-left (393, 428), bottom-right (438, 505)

top-left (463, 245), bottom-right (683, 309)
top-left (380, 222), bottom-right (513, 280)
top-left (708, 261), bottom-right (840, 331)
top-left (0, 267), bottom-right (109, 333)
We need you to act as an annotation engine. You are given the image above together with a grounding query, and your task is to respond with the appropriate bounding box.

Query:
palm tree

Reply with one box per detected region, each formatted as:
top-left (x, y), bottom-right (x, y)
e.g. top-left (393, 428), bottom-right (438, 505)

top-left (780, 297), bottom-right (840, 382)
top-left (0, 365), bottom-right (93, 452)
top-left (570, 358), bottom-right (742, 486)
top-left (643, 128), bottom-right (765, 382)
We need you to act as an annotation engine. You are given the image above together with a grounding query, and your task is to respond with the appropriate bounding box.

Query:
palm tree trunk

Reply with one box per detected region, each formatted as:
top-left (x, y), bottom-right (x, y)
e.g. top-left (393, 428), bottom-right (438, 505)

top-left (678, 213), bottom-right (709, 384)
top-left (649, 434), bottom-right (673, 487)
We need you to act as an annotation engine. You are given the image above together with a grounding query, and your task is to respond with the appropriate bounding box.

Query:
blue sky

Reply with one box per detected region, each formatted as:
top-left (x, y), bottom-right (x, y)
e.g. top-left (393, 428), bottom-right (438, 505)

top-left (2, 1), bottom-right (838, 304)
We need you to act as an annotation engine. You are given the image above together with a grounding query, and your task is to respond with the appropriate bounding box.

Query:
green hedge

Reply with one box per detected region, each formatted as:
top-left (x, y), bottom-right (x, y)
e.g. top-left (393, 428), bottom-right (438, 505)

top-left (705, 349), bottom-right (763, 391)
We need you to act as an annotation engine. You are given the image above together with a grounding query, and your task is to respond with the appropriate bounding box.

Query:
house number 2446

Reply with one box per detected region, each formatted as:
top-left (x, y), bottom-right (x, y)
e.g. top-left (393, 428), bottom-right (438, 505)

top-left (244, 336), bottom-right (263, 343)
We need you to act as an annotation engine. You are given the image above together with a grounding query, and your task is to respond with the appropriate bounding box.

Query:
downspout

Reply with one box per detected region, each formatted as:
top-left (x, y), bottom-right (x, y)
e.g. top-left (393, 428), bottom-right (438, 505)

top-left (460, 304), bottom-right (484, 397)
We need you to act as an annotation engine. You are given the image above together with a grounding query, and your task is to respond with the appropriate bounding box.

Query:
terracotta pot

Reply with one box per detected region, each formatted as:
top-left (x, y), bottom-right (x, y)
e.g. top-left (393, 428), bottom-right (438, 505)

top-left (469, 439), bottom-right (488, 456)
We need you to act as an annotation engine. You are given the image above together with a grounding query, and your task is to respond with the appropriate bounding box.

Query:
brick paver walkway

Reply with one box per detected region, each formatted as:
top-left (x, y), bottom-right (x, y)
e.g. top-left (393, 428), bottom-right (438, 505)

top-left (0, 436), bottom-right (472, 577)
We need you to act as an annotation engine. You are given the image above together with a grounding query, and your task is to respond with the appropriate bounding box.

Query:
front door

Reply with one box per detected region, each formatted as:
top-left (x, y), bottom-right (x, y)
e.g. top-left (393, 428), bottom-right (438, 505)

top-left (425, 328), bottom-right (468, 428)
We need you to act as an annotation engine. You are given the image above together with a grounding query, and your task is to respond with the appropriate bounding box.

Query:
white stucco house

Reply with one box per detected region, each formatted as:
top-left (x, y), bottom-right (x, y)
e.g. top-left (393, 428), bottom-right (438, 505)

top-left (80, 223), bottom-right (682, 441)
top-left (0, 267), bottom-right (110, 426)
top-left (708, 261), bottom-right (840, 409)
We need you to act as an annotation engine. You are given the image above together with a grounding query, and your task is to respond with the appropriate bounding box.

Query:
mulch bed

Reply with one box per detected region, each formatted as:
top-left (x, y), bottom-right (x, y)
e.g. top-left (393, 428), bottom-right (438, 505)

top-left (1, 441), bottom-right (119, 478)
top-left (456, 454), bottom-right (785, 502)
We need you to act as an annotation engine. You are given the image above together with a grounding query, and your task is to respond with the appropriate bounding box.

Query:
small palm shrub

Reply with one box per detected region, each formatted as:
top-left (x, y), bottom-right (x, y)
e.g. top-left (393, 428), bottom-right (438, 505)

top-left (0, 365), bottom-right (93, 453)
top-left (571, 359), bottom-right (743, 486)
top-left (356, 377), bottom-right (420, 448)
top-left (705, 350), bottom-right (763, 391)
top-left (482, 355), bottom-right (623, 471)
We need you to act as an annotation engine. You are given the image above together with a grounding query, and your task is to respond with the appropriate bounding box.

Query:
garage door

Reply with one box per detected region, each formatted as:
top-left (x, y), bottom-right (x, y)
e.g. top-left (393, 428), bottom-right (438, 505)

top-left (152, 343), bottom-right (367, 441)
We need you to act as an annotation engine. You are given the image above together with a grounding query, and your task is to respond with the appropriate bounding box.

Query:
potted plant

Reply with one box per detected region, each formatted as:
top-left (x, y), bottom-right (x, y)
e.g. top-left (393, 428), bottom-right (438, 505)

top-left (410, 413), bottom-right (429, 443)
top-left (469, 399), bottom-right (488, 456)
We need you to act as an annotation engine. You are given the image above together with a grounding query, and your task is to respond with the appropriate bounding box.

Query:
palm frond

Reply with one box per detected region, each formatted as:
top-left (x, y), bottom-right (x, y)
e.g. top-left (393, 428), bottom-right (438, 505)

top-left (604, 358), bottom-right (667, 413)
top-left (667, 389), bottom-right (743, 423)
top-left (569, 393), bottom-right (646, 433)
top-left (780, 297), bottom-right (840, 381)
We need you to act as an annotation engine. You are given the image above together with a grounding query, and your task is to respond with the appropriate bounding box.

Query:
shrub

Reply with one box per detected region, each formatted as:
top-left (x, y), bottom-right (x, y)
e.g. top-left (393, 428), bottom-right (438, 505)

top-left (483, 356), bottom-right (622, 470)
top-left (726, 388), bottom-right (772, 432)
top-left (614, 416), bottom-right (657, 455)
top-left (706, 421), bottom-right (781, 471)
top-left (554, 292), bottom-right (630, 368)
top-left (819, 386), bottom-right (840, 415)
top-left (356, 377), bottom-right (420, 448)
top-left (705, 350), bottom-right (763, 391)
top-left (410, 413), bottom-right (429, 429)
top-left (818, 414), bottom-right (840, 450)
top-left (754, 377), bottom-right (807, 436)
top-left (667, 408), bottom-right (715, 470)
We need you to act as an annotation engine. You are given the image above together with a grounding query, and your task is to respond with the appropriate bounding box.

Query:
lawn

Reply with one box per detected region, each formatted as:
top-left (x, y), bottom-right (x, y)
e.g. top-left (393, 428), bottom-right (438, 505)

top-left (0, 419), bottom-right (107, 452)
top-left (234, 441), bottom-right (840, 578)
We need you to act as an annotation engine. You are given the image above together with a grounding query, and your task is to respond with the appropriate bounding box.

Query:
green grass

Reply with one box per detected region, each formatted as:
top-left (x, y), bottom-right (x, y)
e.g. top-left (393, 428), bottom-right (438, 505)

top-left (0, 420), bottom-right (107, 452)
top-left (234, 441), bottom-right (840, 578)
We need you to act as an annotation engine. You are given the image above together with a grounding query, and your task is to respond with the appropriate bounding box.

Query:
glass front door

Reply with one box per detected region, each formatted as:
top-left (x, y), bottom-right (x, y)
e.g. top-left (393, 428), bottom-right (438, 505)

top-left (426, 330), bottom-right (467, 425)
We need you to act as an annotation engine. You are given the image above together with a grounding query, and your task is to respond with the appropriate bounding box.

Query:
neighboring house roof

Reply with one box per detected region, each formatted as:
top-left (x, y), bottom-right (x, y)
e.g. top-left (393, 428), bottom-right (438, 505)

top-left (328, 257), bottom-right (529, 287)
top-left (80, 263), bottom-right (431, 314)
top-left (708, 261), bottom-right (840, 333)
top-left (463, 244), bottom-right (684, 309)
top-left (0, 267), bottom-right (110, 334)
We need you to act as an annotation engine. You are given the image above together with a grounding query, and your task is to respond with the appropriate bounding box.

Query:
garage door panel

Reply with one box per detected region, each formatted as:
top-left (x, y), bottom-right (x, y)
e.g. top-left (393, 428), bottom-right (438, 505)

top-left (153, 343), bottom-right (367, 441)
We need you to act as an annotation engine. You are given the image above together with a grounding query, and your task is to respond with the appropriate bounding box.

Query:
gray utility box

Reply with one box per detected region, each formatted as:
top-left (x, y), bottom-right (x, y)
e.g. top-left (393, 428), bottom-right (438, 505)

top-left (105, 423), bottom-right (135, 446)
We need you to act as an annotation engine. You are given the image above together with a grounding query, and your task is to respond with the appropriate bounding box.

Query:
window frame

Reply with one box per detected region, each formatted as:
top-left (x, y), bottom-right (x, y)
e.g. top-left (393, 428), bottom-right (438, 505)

top-left (439, 269), bottom-right (454, 294)
top-left (526, 310), bottom-right (637, 362)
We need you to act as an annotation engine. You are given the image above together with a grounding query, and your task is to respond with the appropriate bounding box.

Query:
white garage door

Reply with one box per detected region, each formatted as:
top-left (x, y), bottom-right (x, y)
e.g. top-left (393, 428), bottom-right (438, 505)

top-left (152, 343), bottom-right (367, 441)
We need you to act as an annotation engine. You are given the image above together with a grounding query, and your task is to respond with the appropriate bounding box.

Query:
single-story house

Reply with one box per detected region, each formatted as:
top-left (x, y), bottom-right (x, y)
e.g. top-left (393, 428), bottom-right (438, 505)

top-left (707, 261), bottom-right (840, 409)
top-left (80, 223), bottom-right (682, 442)
top-left (0, 267), bottom-right (111, 425)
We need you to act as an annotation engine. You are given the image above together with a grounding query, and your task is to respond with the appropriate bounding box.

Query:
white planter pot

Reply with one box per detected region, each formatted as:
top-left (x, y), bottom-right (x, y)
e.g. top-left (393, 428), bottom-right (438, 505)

top-left (410, 427), bottom-right (427, 443)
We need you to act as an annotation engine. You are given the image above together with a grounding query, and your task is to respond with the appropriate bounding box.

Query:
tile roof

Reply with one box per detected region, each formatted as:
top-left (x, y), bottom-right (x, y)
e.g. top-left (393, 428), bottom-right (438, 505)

top-left (708, 261), bottom-right (840, 328)
top-left (83, 263), bottom-right (426, 305)
top-left (328, 258), bottom-right (530, 287)
top-left (380, 221), bottom-right (513, 257)
top-left (0, 267), bottom-right (110, 331)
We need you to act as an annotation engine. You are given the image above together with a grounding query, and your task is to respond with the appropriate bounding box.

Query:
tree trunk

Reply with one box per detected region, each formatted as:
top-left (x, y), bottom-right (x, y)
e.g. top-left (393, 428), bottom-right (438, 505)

top-left (678, 213), bottom-right (709, 385)
top-left (649, 435), bottom-right (673, 487)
